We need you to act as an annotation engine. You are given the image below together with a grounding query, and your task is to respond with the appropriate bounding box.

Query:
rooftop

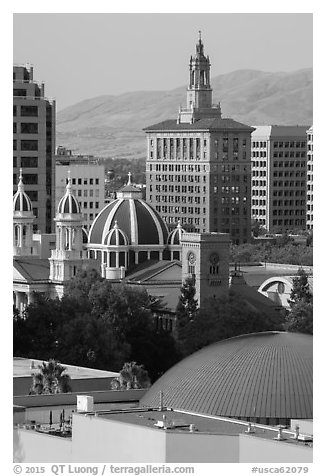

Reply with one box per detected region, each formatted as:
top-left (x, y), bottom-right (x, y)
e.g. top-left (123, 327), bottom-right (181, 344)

top-left (13, 358), bottom-right (119, 380)
top-left (78, 407), bottom-right (313, 446)
top-left (144, 117), bottom-right (255, 132)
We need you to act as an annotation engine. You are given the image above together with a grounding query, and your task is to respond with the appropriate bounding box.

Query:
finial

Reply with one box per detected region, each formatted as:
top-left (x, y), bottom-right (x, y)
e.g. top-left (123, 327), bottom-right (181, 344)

top-left (177, 220), bottom-right (182, 228)
top-left (198, 30), bottom-right (202, 42)
top-left (127, 172), bottom-right (132, 186)
top-left (66, 170), bottom-right (72, 192)
top-left (114, 220), bottom-right (119, 229)
top-left (17, 168), bottom-right (24, 191)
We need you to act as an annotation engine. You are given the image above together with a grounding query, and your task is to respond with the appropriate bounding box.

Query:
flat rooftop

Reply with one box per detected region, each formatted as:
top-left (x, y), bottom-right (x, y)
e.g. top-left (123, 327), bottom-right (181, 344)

top-left (13, 358), bottom-right (119, 380)
top-left (238, 264), bottom-right (313, 289)
top-left (82, 407), bottom-right (312, 446)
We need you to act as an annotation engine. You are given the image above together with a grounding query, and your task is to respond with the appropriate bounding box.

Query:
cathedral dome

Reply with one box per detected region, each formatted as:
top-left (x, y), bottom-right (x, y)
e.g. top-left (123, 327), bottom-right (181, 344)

top-left (103, 221), bottom-right (129, 246)
top-left (57, 175), bottom-right (81, 215)
top-left (13, 170), bottom-right (33, 215)
top-left (140, 332), bottom-right (313, 423)
top-left (89, 176), bottom-right (168, 247)
top-left (167, 221), bottom-right (185, 246)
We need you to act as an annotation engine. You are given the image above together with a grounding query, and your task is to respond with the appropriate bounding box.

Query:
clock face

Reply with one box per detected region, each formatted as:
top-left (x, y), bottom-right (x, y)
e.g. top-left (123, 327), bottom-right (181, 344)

top-left (210, 252), bottom-right (219, 265)
top-left (188, 252), bottom-right (196, 264)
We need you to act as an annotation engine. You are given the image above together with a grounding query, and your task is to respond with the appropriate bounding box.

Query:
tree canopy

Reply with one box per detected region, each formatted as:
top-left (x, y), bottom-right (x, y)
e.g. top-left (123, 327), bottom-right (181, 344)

top-left (30, 360), bottom-right (71, 395)
top-left (14, 269), bottom-right (180, 382)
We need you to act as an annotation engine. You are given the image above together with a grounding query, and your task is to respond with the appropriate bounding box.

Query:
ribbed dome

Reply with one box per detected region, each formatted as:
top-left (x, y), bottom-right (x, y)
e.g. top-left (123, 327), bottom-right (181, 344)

top-left (167, 221), bottom-right (185, 246)
top-left (13, 170), bottom-right (33, 215)
top-left (141, 332), bottom-right (313, 422)
top-left (103, 221), bottom-right (129, 246)
top-left (57, 176), bottom-right (80, 215)
top-left (89, 181), bottom-right (168, 246)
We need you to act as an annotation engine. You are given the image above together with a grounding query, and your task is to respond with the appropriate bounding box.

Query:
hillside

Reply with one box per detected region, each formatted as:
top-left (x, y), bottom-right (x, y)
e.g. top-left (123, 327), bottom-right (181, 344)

top-left (56, 68), bottom-right (313, 158)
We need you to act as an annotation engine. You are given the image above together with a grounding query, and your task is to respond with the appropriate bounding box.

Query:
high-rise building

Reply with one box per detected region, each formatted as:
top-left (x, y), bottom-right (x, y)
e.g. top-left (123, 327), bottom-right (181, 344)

top-left (306, 126), bottom-right (313, 230)
top-left (145, 33), bottom-right (254, 244)
top-left (55, 147), bottom-right (105, 231)
top-left (13, 64), bottom-right (56, 234)
top-left (251, 125), bottom-right (308, 233)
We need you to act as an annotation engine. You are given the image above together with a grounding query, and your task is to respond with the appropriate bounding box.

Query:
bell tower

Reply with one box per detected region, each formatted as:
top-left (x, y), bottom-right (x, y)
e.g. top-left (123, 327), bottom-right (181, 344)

top-left (187, 30), bottom-right (213, 110)
top-left (49, 173), bottom-right (88, 294)
top-left (13, 169), bottom-right (36, 257)
top-left (178, 31), bottom-right (221, 124)
top-left (180, 232), bottom-right (230, 307)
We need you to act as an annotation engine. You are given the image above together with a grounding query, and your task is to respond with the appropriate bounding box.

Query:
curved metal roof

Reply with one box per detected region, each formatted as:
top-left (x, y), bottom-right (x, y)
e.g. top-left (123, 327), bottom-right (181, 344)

top-left (88, 197), bottom-right (168, 246)
top-left (141, 332), bottom-right (312, 420)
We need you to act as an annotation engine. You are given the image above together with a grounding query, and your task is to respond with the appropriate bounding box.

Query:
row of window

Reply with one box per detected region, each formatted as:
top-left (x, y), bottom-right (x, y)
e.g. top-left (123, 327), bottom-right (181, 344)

top-left (252, 171), bottom-right (267, 177)
top-left (272, 181), bottom-right (306, 187)
top-left (273, 161), bottom-right (306, 168)
top-left (13, 157), bottom-right (38, 168)
top-left (13, 139), bottom-right (38, 151)
top-left (252, 180), bottom-right (267, 187)
top-left (13, 105), bottom-right (39, 117)
top-left (72, 189), bottom-right (100, 198)
top-left (79, 202), bottom-right (100, 209)
top-left (273, 152), bottom-right (306, 158)
top-left (155, 195), bottom-right (204, 204)
top-left (153, 185), bottom-right (206, 193)
top-left (70, 178), bottom-right (100, 185)
top-left (252, 151), bottom-right (267, 157)
top-left (252, 199), bottom-right (267, 206)
top-left (272, 219), bottom-right (305, 226)
top-left (273, 190), bottom-right (305, 197)
top-left (272, 200), bottom-right (305, 206)
top-left (273, 141), bottom-right (306, 148)
top-left (272, 171), bottom-right (306, 178)
top-left (155, 206), bottom-right (206, 215)
top-left (13, 122), bottom-right (38, 134)
top-left (252, 141), bottom-right (267, 148)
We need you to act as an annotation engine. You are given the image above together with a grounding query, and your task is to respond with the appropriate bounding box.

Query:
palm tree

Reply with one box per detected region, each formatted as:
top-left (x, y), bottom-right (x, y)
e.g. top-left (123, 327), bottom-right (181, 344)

top-left (111, 361), bottom-right (151, 390)
top-left (30, 360), bottom-right (71, 395)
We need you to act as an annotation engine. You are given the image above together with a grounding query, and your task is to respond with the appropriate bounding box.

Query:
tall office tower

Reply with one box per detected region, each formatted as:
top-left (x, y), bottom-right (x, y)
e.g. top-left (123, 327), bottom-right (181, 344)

top-left (145, 33), bottom-right (254, 244)
top-left (55, 147), bottom-right (105, 231)
top-left (13, 64), bottom-right (56, 233)
top-left (251, 125), bottom-right (308, 233)
top-left (306, 126), bottom-right (313, 230)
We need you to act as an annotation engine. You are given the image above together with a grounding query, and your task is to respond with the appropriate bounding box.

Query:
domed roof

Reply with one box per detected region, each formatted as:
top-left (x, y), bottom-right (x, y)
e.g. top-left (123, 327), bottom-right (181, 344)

top-left (167, 221), bottom-right (185, 246)
top-left (103, 221), bottom-right (129, 246)
top-left (140, 332), bottom-right (313, 421)
top-left (13, 169), bottom-right (33, 215)
top-left (89, 175), bottom-right (168, 246)
top-left (57, 174), bottom-right (81, 215)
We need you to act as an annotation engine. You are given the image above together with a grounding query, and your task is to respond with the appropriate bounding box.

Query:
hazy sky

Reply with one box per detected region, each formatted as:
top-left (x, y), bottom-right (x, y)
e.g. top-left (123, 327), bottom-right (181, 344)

top-left (13, 13), bottom-right (313, 111)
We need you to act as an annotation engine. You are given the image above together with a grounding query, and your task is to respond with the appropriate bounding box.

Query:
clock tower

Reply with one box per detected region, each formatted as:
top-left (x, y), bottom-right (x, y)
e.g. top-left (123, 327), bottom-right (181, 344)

top-left (180, 232), bottom-right (229, 307)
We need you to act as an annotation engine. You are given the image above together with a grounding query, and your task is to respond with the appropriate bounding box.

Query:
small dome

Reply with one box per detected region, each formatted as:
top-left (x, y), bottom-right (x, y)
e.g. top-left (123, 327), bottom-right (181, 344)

top-left (13, 170), bottom-right (33, 215)
top-left (167, 221), bottom-right (185, 245)
top-left (57, 174), bottom-right (81, 215)
top-left (103, 221), bottom-right (129, 246)
top-left (89, 175), bottom-right (168, 246)
top-left (141, 332), bottom-right (312, 423)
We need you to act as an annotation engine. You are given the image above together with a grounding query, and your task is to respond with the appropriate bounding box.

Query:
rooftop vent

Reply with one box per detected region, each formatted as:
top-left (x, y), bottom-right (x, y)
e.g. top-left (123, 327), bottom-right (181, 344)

top-left (273, 425), bottom-right (287, 441)
top-left (245, 422), bottom-right (255, 433)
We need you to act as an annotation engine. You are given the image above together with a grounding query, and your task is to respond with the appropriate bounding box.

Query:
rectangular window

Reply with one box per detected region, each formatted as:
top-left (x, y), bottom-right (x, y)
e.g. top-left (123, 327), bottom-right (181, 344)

top-left (13, 122), bottom-right (17, 133)
top-left (26, 190), bottom-right (38, 201)
top-left (20, 140), bottom-right (38, 151)
top-left (21, 157), bottom-right (38, 168)
top-left (13, 88), bottom-right (27, 97)
top-left (95, 178), bottom-right (99, 185)
top-left (21, 122), bottom-right (38, 134)
top-left (23, 174), bottom-right (38, 185)
top-left (13, 105), bottom-right (17, 116)
top-left (20, 105), bottom-right (38, 117)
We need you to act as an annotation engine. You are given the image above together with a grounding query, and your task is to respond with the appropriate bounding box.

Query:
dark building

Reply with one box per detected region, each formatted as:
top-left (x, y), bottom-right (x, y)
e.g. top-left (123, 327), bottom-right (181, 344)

top-left (13, 64), bottom-right (56, 233)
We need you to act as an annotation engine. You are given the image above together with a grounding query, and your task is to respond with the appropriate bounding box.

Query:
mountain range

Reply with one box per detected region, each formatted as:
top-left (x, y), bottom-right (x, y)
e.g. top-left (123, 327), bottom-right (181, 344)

top-left (56, 68), bottom-right (313, 159)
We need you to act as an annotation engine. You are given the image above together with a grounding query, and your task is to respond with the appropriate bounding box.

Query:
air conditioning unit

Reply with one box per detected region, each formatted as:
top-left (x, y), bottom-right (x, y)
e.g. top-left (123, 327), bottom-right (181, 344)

top-left (77, 395), bottom-right (94, 413)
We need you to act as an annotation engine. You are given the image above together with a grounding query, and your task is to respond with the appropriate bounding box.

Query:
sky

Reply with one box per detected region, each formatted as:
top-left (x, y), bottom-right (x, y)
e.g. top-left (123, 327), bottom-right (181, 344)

top-left (13, 13), bottom-right (313, 111)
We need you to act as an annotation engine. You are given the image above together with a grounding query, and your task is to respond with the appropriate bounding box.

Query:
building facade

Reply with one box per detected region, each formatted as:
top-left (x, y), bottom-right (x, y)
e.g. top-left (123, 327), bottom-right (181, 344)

top-left (13, 64), bottom-right (56, 233)
top-left (251, 125), bottom-right (308, 233)
top-left (145, 34), bottom-right (254, 244)
top-left (306, 126), bottom-right (313, 230)
top-left (56, 147), bottom-right (105, 232)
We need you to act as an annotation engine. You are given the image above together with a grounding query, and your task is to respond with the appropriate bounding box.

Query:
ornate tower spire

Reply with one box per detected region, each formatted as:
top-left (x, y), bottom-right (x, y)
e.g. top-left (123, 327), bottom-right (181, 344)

top-left (187, 31), bottom-right (212, 109)
top-left (13, 169), bottom-right (36, 256)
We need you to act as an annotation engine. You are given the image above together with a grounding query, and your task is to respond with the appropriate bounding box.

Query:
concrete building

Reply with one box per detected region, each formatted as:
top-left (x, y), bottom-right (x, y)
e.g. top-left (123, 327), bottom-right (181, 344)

top-left (56, 147), bottom-right (105, 232)
top-left (145, 33), bottom-right (254, 244)
top-left (306, 126), bottom-right (313, 230)
top-left (251, 125), bottom-right (308, 233)
top-left (13, 64), bottom-right (56, 234)
top-left (13, 332), bottom-right (313, 463)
